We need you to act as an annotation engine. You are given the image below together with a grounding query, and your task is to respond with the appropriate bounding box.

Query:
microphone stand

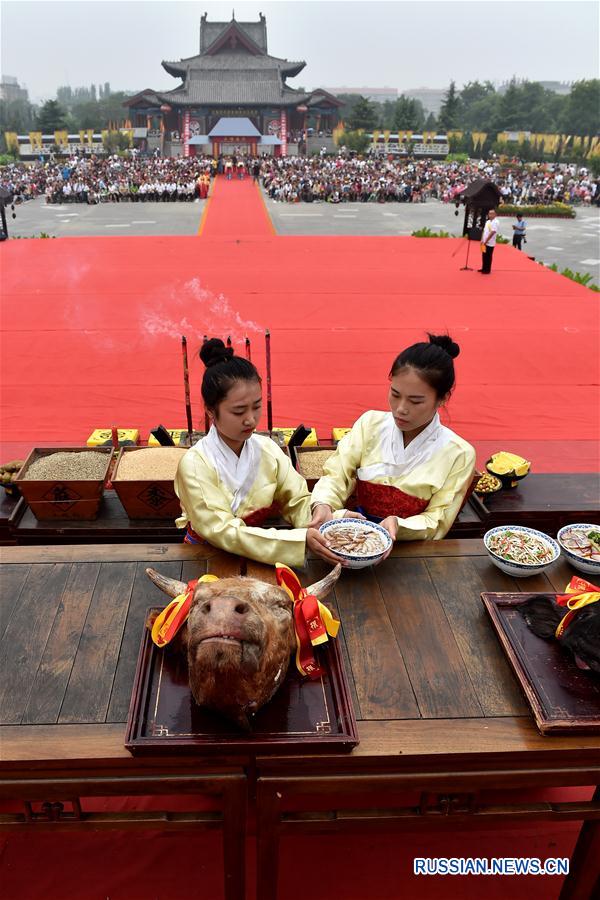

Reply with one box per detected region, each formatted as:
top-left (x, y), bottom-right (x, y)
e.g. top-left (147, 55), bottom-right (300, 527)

top-left (460, 237), bottom-right (474, 271)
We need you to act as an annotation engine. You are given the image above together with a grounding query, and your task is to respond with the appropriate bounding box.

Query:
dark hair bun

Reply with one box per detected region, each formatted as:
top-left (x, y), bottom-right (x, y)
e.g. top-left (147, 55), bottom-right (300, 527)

top-left (428, 333), bottom-right (460, 359)
top-left (200, 338), bottom-right (234, 369)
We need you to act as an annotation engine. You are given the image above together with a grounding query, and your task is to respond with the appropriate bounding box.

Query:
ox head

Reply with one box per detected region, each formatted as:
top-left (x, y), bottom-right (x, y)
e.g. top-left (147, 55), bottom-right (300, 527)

top-left (146, 565), bottom-right (341, 729)
top-left (519, 595), bottom-right (600, 673)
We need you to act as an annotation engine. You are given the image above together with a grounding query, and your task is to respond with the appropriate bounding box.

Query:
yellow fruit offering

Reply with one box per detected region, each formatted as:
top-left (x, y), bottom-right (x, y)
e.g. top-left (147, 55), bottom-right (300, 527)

top-left (487, 452), bottom-right (531, 478)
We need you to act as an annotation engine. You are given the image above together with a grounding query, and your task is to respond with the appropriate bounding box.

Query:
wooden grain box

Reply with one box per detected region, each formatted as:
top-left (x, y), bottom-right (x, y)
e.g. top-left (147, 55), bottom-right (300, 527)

top-left (14, 447), bottom-right (113, 520)
top-left (296, 445), bottom-right (337, 490)
top-left (112, 446), bottom-right (186, 520)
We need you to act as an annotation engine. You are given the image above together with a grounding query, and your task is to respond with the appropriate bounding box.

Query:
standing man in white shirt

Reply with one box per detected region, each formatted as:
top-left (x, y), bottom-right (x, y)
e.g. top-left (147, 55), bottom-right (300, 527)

top-left (479, 209), bottom-right (498, 274)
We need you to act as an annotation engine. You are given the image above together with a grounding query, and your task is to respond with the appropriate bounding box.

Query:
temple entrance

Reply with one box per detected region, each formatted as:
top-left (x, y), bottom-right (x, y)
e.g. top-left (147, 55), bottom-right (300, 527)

top-left (218, 142), bottom-right (254, 156)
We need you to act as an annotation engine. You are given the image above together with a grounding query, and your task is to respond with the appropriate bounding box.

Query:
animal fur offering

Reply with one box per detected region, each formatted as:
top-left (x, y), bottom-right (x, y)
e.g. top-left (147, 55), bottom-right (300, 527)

top-left (325, 523), bottom-right (387, 556)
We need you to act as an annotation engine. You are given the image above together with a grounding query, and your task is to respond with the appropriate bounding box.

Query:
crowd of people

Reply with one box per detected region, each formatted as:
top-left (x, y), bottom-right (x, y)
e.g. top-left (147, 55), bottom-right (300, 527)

top-left (1, 151), bottom-right (598, 207)
top-left (0, 154), bottom-right (215, 205)
top-left (259, 155), bottom-right (600, 205)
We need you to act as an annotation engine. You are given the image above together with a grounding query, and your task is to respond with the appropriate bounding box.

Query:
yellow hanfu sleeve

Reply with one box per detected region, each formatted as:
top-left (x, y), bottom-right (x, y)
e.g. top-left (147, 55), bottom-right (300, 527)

top-left (270, 445), bottom-right (312, 528)
top-left (394, 447), bottom-right (476, 540)
top-left (310, 415), bottom-right (366, 511)
top-left (174, 450), bottom-right (308, 568)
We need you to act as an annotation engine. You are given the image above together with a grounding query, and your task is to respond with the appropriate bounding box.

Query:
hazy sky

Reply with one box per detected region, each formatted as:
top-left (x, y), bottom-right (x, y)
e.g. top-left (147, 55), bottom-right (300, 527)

top-left (2, 0), bottom-right (598, 104)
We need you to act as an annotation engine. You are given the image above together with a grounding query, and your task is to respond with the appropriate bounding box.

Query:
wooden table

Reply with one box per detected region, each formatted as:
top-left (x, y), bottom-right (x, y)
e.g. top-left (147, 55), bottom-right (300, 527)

top-left (2, 473), bottom-right (597, 547)
top-left (0, 542), bottom-right (247, 900)
top-left (1, 542), bottom-right (599, 900)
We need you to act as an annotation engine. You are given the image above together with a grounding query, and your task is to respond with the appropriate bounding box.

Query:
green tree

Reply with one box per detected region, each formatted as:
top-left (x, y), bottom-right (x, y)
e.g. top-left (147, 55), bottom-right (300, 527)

top-left (560, 80), bottom-right (600, 135)
top-left (338, 130), bottom-right (371, 154)
top-left (347, 96), bottom-right (378, 131)
top-left (438, 81), bottom-right (462, 130)
top-left (0, 97), bottom-right (35, 133)
top-left (424, 111), bottom-right (437, 131)
top-left (36, 99), bottom-right (68, 131)
top-left (393, 95), bottom-right (425, 130)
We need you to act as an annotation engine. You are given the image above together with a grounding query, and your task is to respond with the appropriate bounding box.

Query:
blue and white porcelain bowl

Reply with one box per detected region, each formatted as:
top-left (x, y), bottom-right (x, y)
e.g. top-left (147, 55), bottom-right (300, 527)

top-left (483, 525), bottom-right (560, 578)
top-left (319, 518), bottom-right (393, 569)
top-left (557, 524), bottom-right (600, 576)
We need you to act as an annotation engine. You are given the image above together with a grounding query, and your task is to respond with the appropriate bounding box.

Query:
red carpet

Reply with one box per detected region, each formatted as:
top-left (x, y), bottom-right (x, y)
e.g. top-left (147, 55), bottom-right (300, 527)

top-left (0, 181), bottom-right (598, 898)
top-left (1, 184), bottom-right (598, 469)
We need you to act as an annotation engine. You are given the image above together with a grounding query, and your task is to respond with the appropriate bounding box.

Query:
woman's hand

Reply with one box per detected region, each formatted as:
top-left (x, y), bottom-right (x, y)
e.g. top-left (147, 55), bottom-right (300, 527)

top-left (308, 504), bottom-right (334, 529)
top-left (378, 516), bottom-right (398, 562)
top-left (306, 527), bottom-right (347, 566)
top-left (309, 505), bottom-right (366, 529)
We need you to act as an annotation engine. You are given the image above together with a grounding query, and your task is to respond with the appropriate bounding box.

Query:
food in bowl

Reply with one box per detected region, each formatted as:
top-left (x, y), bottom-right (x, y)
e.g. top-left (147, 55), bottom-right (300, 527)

top-left (319, 519), bottom-right (393, 569)
top-left (486, 451), bottom-right (530, 477)
top-left (557, 524), bottom-right (600, 575)
top-left (483, 526), bottom-right (560, 578)
top-left (475, 473), bottom-right (502, 494)
top-left (559, 527), bottom-right (600, 562)
top-left (487, 528), bottom-right (555, 565)
top-left (486, 451), bottom-right (531, 488)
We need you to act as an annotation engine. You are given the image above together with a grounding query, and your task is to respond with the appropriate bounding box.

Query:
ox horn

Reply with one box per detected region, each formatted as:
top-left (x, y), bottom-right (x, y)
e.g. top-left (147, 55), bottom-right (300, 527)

top-left (146, 567), bottom-right (188, 598)
top-left (306, 563), bottom-right (342, 599)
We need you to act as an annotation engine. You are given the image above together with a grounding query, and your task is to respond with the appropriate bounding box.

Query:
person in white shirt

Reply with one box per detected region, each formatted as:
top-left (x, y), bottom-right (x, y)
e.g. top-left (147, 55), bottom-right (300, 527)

top-left (479, 209), bottom-right (498, 274)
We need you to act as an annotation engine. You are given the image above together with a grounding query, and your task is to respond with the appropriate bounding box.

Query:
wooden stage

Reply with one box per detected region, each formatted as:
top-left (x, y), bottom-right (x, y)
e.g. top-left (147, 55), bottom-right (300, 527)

top-left (1, 540), bottom-right (599, 899)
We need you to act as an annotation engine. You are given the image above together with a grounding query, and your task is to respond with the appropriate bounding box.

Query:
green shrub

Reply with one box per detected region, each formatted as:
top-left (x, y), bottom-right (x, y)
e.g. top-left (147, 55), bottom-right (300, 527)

top-left (497, 202), bottom-right (575, 218)
top-left (543, 262), bottom-right (598, 290)
top-left (411, 226), bottom-right (452, 238)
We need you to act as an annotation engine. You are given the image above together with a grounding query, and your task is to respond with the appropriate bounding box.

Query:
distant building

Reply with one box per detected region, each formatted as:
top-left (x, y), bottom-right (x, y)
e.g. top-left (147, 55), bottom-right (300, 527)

top-left (322, 86), bottom-right (399, 103)
top-left (124, 13), bottom-right (342, 157)
top-left (497, 79), bottom-right (572, 95)
top-left (0, 75), bottom-right (29, 103)
top-left (402, 88), bottom-right (446, 116)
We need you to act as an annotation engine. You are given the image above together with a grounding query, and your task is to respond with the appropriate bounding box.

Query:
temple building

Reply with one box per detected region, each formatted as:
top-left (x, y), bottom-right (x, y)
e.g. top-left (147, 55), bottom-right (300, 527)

top-left (125, 13), bottom-right (343, 157)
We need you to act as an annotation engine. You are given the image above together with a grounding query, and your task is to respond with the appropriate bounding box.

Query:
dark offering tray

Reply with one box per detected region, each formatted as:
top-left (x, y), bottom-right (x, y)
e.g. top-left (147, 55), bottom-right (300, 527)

top-left (482, 593), bottom-right (600, 735)
top-left (126, 609), bottom-right (359, 755)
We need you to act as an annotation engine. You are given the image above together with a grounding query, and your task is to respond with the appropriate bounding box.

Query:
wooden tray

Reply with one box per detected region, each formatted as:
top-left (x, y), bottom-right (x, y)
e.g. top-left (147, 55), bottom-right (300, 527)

top-left (125, 608), bottom-right (359, 755)
top-left (482, 592), bottom-right (600, 734)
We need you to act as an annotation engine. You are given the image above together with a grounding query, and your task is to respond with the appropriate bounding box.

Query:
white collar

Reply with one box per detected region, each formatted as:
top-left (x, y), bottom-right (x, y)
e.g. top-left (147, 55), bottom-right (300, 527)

top-left (357, 412), bottom-right (451, 481)
top-left (197, 426), bottom-right (261, 514)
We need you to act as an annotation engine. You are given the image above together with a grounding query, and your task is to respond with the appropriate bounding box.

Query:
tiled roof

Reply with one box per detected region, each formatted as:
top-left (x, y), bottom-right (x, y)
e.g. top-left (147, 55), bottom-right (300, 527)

top-left (156, 79), bottom-right (309, 107)
top-left (200, 19), bottom-right (267, 53)
top-left (162, 53), bottom-right (305, 78)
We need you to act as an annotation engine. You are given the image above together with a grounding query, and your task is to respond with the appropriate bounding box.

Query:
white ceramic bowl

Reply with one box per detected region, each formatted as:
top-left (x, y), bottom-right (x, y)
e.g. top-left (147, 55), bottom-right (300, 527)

top-left (319, 518), bottom-right (392, 569)
top-left (483, 525), bottom-right (560, 578)
top-left (556, 524), bottom-right (600, 576)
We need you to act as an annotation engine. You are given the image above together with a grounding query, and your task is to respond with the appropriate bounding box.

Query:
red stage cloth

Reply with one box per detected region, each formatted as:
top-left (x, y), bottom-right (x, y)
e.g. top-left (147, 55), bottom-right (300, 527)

top-left (2, 216), bottom-right (598, 470)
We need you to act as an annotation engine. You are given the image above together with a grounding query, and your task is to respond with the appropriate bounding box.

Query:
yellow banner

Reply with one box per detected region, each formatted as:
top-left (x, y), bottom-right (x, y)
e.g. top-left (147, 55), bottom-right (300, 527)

top-left (472, 132), bottom-right (487, 149)
top-left (4, 131), bottom-right (19, 152)
top-left (447, 130), bottom-right (463, 140)
top-left (383, 129), bottom-right (390, 142)
top-left (79, 130), bottom-right (86, 146)
top-left (121, 128), bottom-right (133, 147)
top-left (423, 130), bottom-right (436, 142)
top-left (86, 128), bottom-right (94, 145)
top-left (372, 130), bottom-right (380, 143)
top-left (29, 131), bottom-right (43, 151)
top-left (400, 130), bottom-right (412, 142)
top-left (54, 130), bottom-right (68, 147)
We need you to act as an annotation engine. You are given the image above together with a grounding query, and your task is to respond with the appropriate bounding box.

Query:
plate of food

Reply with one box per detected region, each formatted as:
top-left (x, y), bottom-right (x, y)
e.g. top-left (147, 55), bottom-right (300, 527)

top-left (474, 473), bottom-right (502, 495)
top-left (483, 525), bottom-right (560, 578)
top-left (486, 451), bottom-right (531, 488)
top-left (557, 524), bottom-right (600, 575)
top-left (319, 518), bottom-right (392, 569)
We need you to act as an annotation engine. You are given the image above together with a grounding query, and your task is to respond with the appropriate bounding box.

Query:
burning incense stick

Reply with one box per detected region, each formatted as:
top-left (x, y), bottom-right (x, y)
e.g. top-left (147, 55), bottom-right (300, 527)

top-left (181, 335), bottom-right (193, 438)
top-left (245, 336), bottom-right (252, 361)
top-left (226, 335), bottom-right (232, 349)
top-left (265, 329), bottom-right (272, 435)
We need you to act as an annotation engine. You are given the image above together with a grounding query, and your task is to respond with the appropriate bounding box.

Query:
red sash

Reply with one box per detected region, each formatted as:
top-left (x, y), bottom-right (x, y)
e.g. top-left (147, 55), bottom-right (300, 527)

top-left (356, 480), bottom-right (428, 520)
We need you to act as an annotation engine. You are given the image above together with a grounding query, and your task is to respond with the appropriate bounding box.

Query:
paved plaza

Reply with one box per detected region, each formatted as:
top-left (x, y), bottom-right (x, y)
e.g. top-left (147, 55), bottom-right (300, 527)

top-left (8, 191), bottom-right (600, 282)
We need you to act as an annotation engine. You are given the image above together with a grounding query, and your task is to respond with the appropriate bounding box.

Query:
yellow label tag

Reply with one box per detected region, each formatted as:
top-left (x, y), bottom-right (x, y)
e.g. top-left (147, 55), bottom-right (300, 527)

top-left (272, 427), bottom-right (318, 446)
top-left (87, 428), bottom-right (139, 446)
top-left (147, 429), bottom-right (187, 447)
top-left (332, 427), bottom-right (351, 443)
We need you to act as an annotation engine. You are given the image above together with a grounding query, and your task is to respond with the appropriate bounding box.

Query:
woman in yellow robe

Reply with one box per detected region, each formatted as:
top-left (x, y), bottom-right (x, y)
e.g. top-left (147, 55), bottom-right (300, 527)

top-left (310, 333), bottom-right (476, 544)
top-left (175, 338), bottom-right (341, 568)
